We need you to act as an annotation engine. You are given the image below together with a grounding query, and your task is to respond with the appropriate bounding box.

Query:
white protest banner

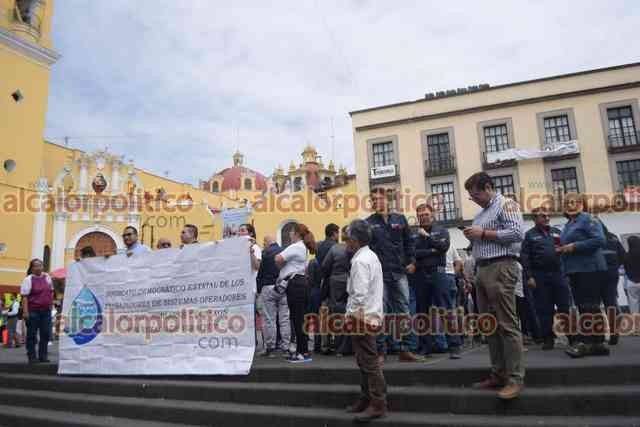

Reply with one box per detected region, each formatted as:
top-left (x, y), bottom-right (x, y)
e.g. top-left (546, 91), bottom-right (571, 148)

top-left (58, 238), bottom-right (255, 375)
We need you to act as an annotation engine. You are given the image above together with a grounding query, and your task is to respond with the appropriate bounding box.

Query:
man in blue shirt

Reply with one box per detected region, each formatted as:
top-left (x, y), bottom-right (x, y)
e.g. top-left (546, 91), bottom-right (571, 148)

top-left (366, 188), bottom-right (421, 362)
top-left (122, 226), bottom-right (150, 257)
top-left (520, 208), bottom-right (570, 350)
top-left (414, 203), bottom-right (462, 359)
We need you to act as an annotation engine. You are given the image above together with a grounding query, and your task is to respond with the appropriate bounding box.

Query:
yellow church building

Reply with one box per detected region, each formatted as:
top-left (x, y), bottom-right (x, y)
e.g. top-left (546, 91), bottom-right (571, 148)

top-left (0, 0), bottom-right (362, 294)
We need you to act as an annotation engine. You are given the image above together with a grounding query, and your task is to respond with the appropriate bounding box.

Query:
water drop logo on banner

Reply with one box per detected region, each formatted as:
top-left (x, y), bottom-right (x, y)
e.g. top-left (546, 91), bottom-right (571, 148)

top-left (64, 286), bottom-right (103, 345)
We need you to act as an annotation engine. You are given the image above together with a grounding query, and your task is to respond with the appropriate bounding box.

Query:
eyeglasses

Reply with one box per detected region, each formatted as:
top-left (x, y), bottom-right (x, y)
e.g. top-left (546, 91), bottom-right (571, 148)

top-left (122, 233), bottom-right (134, 238)
top-left (159, 243), bottom-right (171, 248)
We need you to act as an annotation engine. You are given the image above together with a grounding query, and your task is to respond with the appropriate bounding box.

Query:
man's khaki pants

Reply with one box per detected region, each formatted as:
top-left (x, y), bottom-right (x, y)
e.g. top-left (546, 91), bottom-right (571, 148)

top-left (475, 258), bottom-right (525, 385)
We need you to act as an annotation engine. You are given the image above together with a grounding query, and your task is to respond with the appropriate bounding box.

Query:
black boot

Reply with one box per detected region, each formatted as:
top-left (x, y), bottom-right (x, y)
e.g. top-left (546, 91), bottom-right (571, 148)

top-left (591, 343), bottom-right (610, 356)
top-left (566, 342), bottom-right (591, 358)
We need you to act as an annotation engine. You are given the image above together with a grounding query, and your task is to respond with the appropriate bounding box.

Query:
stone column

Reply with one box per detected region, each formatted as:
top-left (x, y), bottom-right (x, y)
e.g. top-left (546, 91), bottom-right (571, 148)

top-left (111, 157), bottom-right (122, 195)
top-left (51, 211), bottom-right (68, 270)
top-left (30, 177), bottom-right (48, 260)
top-left (78, 155), bottom-right (90, 195)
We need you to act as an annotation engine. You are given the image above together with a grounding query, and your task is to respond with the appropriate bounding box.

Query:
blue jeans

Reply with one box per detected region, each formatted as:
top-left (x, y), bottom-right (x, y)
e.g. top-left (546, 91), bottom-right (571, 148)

top-left (376, 272), bottom-right (412, 353)
top-left (406, 274), bottom-right (419, 352)
top-left (429, 271), bottom-right (461, 350)
top-left (531, 270), bottom-right (570, 339)
top-left (414, 270), bottom-right (434, 354)
top-left (26, 309), bottom-right (51, 361)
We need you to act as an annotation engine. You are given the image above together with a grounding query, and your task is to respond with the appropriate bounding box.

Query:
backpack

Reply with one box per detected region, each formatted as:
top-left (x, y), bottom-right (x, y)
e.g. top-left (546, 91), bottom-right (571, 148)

top-left (603, 232), bottom-right (625, 270)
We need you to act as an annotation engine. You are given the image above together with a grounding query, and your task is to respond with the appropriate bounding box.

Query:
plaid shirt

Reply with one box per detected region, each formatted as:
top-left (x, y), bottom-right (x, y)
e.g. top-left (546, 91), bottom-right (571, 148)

top-left (471, 193), bottom-right (524, 261)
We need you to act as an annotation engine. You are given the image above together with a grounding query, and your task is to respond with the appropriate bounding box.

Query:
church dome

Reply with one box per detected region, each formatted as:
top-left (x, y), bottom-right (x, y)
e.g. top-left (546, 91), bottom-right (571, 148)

top-left (210, 152), bottom-right (267, 192)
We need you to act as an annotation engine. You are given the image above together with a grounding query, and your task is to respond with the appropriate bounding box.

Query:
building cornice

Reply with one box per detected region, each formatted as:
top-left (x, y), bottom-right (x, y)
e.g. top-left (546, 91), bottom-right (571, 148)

top-left (350, 62), bottom-right (640, 116)
top-left (354, 81), bottom-right (640, 132)
top-left (0, 27), bottom-right (60, 67)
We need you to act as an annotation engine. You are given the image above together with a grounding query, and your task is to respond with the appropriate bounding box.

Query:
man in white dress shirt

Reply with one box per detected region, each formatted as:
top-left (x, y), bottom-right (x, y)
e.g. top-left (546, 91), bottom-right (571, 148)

top-left (344, 219), bottom-right (387, 422)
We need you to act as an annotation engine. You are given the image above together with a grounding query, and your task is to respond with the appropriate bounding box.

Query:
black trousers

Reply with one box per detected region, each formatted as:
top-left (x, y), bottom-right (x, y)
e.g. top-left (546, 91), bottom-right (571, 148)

top-left (568, 271), bottom-right (607, 345)
top-left (287, 275), bottom-right (310, 355)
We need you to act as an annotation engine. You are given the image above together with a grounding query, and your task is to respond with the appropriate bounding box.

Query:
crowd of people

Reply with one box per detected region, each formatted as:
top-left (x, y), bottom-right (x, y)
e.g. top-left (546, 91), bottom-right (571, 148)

top-left (5, 170), bottom-right (640, 422)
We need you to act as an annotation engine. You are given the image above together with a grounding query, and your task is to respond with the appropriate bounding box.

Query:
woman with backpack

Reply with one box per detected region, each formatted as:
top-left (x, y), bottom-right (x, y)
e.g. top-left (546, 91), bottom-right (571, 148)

top-left (275, 223), bottom-right (316, 363)
top-left (558, 195), bottom-right (609, 359)
top-left (624, 236), bottom-right (640, 314)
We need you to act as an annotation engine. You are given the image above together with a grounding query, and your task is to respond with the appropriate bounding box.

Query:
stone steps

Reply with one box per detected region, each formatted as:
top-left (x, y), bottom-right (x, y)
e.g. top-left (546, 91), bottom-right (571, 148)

top-left (1, 373), bottom-right (640, 417)
top-left (2, 351), bottom-right (640, 427)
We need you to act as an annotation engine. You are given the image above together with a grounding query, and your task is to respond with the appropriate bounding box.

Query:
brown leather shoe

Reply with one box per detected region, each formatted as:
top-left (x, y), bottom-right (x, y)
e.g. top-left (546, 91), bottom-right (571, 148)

top-left (354, 398), bottom-right (387, 423)
top-left (497, 382), bottom-right (523, 400)
top-left (472, 375), bottom-right (505, 390)
top-left (346, 397), bottom-right (370, 413)
top-left (398, 351), bottom-right (423, 362)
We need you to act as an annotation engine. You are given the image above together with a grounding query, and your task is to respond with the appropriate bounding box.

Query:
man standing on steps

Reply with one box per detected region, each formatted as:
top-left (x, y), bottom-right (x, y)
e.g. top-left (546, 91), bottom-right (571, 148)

top-left (366, 188), bottom-right (422, 363)
top-left (520, 207), bottom-right (570, 351)
top-left (257, 235), bottom-right (288, 357)
top-left (414, 203), bottom-right (462, 359)
top-left (310, 223), bottom-right (339, 352)
top-left (463, 172), bottom-right (525, 400)
top-left (344, 219), bottom-right (387, 422)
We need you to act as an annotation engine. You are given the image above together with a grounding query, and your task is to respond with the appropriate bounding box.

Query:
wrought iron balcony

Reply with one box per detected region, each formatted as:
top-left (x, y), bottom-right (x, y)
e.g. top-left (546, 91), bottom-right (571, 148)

top-left (425, 155), bottom-right (456, 177)
top-left (607, 131), bottom-right (640, 154)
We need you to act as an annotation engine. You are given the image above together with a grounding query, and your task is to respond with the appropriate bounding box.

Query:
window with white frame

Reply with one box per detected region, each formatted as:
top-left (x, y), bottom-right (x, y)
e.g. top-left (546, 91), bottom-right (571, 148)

top-left (543, 115), bottom-right (572, 146)
top-left (551, 167), bottom-right (579, 194)
top-left (426, 133), bottom-right (453, 171)
top-left (607, 107), bottom-right (638, 148)
top-left (616, 159), bottom-right (640, 190)
top-left (484, 124), bottom-right (510, 153)
top-left (372, 141), bottom-right (394, 167)
top-left (431, 182), bottom-right (457, 222)
top-left (492, 175), bottom-right (515, 196)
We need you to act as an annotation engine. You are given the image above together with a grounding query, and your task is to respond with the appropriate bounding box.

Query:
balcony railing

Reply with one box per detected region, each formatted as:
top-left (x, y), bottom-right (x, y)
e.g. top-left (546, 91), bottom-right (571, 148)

top-left (425, 155), bottom-right (456, 177)
top-left (434, 207), bottom-right (462, 226)
top-left (608, 131), bottom-right (640, 153)
top-left (482, 151), bottom-right (517, 170)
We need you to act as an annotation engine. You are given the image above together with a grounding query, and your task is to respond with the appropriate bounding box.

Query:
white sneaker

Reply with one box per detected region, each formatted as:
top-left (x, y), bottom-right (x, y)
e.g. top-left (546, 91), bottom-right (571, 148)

top-left (287, 353), bottom-right (312, 363)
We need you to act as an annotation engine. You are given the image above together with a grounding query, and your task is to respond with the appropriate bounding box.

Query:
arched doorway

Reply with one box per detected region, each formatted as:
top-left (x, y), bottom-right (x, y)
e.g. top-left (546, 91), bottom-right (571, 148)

top-left (280, 221), bottom-right (298, 248)
top-left (74, 231), bottom-right (117, 259)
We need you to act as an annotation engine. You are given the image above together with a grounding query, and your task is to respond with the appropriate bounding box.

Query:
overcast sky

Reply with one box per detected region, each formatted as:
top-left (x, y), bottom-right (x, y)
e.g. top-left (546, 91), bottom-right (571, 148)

top-left (44, 1), bottom-right (640, 185)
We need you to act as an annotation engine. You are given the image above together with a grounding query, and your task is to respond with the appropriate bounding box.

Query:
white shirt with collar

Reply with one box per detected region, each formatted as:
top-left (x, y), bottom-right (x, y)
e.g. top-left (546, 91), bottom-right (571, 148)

top-left (347, 245), bottom-right (384, 327)
top-left (278, 240), bottom-right (307, 280)
top-left (126, 241), bottom-right (151, 256)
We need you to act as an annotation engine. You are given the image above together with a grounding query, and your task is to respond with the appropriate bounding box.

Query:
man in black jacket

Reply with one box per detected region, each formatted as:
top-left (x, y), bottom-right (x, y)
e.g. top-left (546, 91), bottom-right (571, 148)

top-left (257, 235), bottom-right (287, 357)
top-left (414, 203), bottom-right (461, 359)
top-left (367, 188), bottom-right (421, 362)
top-left (321, 225), bottom-right (352, 355)
top-left (310, 224), bottom-right (340, 352)
top-left (520, 208), bottom-right (570, 350)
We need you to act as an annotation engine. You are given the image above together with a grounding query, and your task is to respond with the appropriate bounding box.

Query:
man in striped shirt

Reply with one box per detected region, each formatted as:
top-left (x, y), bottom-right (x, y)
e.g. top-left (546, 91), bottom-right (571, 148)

top-left (463, 172), bottom-right (525, 400)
